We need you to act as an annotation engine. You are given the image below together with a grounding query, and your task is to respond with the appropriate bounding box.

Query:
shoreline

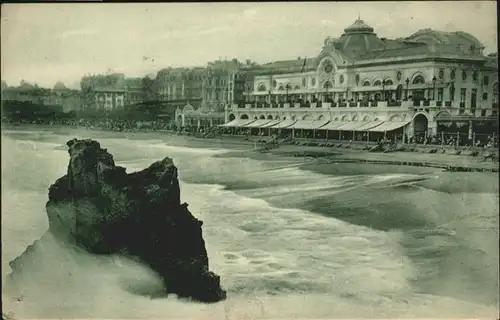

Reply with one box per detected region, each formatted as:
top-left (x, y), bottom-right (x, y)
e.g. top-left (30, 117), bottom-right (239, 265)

top-left (2, 124), bottom-right (498, 172)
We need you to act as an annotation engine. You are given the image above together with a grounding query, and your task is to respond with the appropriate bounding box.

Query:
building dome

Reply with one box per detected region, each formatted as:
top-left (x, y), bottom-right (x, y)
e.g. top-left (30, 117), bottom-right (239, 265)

top-left (343, 19), bottom-right (375, 34)
top-left (335, 19), bottom-right (383, 58)
top-left (405, 29), bottom-right (484, 51)
top-left (53, 81), bottom-right (67, 91)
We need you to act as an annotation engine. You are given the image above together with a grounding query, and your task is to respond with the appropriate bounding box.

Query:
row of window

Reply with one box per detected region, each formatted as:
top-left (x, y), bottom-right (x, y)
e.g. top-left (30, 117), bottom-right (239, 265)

top-left (267, 69), bottom-right (491, 92)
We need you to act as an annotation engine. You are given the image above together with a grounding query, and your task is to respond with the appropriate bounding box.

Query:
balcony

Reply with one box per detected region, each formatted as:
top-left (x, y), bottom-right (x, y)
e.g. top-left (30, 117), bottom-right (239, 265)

top-left (338, 102), bottom-right (347, 108)
top-left (323, 102), bottom-right (331, 108)
top-left (445, 101), bottom-right (452, 107)
top-left (387, 100), bottom-right (402, 107)
top-left (294, 103), bottom-right (301, 108)
top-left (349, 101), bottom-right (357, 108)
top-left (436, 101), bottom-right (442, 107)
top-left (371, 101), bottom-right (378, 107)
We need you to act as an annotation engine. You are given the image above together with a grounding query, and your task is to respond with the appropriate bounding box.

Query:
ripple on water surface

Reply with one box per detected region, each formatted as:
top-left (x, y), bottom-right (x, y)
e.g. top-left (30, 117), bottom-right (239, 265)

top-left (1, 132), bottom-right (498, 319)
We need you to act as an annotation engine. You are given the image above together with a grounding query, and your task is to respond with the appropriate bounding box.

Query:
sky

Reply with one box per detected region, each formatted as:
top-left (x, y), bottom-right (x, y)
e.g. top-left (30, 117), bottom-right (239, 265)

top-left (1, 2), bottom-right (498, 89)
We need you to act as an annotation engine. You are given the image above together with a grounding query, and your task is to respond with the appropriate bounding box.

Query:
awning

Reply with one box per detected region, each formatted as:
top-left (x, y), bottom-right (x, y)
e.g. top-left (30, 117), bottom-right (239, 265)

top-left (290, 119), bottom-right (330, 130)
top-left (367, 120), bottom-right (411, 132)
top-left (337, 122), bottom-right (367, 131)
top-left (219, 119), bottom-right (256, 127)
top-left (261, 120), bottom-right (282, 128)
top-left (270, 119), bottom-right (297, 129)
top-left (319, 121), bottom-right (344, 130)
top-left (354, 120), bottom-right (385, 131)
top-left (350, 84), bottom-right (399, 92)
top-left (243, 119), bottom-right (272, 128)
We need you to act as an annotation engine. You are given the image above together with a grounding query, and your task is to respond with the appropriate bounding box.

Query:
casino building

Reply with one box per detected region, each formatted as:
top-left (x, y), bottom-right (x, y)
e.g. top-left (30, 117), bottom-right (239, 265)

top-left (224, 19), bottom-right (498, 142)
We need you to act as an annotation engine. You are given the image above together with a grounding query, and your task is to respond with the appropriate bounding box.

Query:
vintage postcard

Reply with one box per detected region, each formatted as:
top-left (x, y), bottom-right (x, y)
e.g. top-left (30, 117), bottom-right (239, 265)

top-left (1, 2), bottom-right (498, 319)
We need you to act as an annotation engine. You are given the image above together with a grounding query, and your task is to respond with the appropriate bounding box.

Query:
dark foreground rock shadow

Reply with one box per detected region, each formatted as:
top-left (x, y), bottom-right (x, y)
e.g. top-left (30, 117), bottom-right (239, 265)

top-left (7, 138), bottom-right (226, 303)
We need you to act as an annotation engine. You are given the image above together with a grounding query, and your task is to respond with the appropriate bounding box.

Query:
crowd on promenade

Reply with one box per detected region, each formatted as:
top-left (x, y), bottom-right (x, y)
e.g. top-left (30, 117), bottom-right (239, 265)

top-left (2, 117), bottom-right (498, 149)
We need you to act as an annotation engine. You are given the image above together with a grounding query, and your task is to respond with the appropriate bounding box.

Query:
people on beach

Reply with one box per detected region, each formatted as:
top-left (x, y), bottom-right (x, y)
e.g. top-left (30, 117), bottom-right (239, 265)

top-left (2, 116), bottom-right (498, 150)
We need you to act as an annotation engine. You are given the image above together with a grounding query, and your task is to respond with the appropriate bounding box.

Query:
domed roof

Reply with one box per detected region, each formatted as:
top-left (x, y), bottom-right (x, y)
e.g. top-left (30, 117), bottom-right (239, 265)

top-left (406, 29), bottom-right (484, 49)
top-left (53, 81), bottom-right (67, 91)
top-left (335, 19), bottom-right (382, 58)
top-left (344, 19), bottom-right (375, 34)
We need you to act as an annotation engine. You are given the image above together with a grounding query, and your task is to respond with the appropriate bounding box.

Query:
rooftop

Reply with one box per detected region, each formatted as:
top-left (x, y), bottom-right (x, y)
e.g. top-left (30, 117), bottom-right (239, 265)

top-left (319, 18), bottom-right (488, 63)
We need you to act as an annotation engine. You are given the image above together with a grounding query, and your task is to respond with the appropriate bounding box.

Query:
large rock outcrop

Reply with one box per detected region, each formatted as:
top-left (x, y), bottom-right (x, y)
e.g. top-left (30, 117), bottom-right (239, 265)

top-left (8, 138), bottom-right (226, 303)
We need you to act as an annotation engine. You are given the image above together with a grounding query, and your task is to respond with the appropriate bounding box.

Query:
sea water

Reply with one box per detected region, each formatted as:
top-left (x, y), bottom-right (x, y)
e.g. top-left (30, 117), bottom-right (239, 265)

top-left (1, 130), bottom-right (498, 319)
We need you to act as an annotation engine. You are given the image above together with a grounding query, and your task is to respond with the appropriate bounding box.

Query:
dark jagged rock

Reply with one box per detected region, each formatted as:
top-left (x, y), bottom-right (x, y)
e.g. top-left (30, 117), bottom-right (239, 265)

top-left (8, 138), bottom-right (226, 303)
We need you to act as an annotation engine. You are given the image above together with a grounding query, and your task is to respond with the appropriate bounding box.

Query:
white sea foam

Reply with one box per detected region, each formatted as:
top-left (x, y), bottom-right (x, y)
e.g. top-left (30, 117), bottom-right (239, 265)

top-left (2, 133), bottom-right (498, 319)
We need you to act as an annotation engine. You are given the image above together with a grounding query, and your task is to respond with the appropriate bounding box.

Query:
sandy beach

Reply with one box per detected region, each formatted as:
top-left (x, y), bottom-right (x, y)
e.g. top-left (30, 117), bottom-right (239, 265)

top-left (2, 124), bottom-right (498, 173)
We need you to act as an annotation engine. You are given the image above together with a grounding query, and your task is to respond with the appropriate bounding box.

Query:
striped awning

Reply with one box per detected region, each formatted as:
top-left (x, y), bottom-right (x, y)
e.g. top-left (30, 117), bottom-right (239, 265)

top-left (270, 119), bottom-right (297, 129)
top-left (319, 121), bottom-right (344, 130)
top-left (355, 120), bottom-right (385, 131)
top-left (367, 120), bottom-right (411, 132)
top-left (337, 121), bottom-right (367, 131)
top-left (261, 120), bottom-right (282, 128)
top-left (243, 119), bottom-right (272, 128)
top-left (290, 119), bottom-right (330, 130)
top-left (219, 119), bottom-right (256, 127)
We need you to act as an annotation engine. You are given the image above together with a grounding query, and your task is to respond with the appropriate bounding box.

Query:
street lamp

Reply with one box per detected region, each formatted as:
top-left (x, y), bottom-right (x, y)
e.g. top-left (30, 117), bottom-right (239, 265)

top-left (450, 81), bottom-right (455, 101)
top-left (382, 79), bottom-right (386, 101)
top-left (405, 77), bottom-right (410, 101)
top-left (432, 76), bottom-right (437, 100)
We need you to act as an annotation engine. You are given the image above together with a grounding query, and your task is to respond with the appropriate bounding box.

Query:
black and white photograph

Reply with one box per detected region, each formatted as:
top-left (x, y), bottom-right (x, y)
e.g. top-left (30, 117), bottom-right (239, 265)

top-left (1, 2), bottom-right (498, 319)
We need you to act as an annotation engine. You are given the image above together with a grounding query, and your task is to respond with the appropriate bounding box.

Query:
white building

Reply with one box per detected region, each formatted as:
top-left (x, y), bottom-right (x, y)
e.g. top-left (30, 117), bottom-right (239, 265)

top-left (225, 19), bottom-right (498, 142)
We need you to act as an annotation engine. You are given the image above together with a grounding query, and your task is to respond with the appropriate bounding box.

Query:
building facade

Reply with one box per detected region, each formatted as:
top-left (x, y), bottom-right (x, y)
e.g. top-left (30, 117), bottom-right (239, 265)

top-left (125, 77), bottom-right (147, 106)
top-left (80, 73), bottom-right (126, 111)
top-left (1, 80), bottom-right (82, 114)
top-left (175, 103), bottom-right (225, 129)
top-left (173, 59), bottom-right (260, 129)
top-left (226, 19), bottom-right (499, 141)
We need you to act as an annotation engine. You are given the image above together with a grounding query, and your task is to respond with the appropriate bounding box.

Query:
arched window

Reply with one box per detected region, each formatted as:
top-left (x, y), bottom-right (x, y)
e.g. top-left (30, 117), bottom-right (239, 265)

top-left (362, 80), bottom-right (370, 87)
top-left (373, 80), bottom-right (382, 86)
top-left (384, 79), bottom-right (394, 85)
top-left (278, 85), bottom-right (284, 91)
top-left (323, 81), bottom-right (333, 89)
top-left (294, 85), bottom-right (300, 90)
top-left (257, 83), bottom-right (267, 92)
top-left (412, 75), bottom-right (425, 85)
